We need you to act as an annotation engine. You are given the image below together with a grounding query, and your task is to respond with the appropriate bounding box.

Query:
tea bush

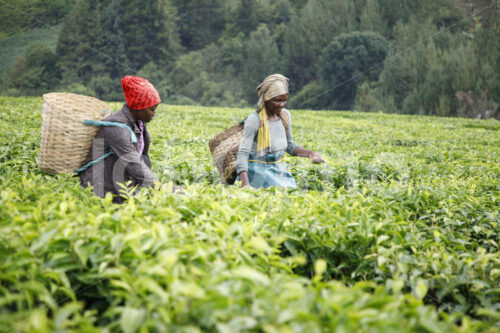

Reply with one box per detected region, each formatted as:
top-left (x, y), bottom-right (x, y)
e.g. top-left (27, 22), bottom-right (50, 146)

top-left (0, 97), bottom-right (498, 332)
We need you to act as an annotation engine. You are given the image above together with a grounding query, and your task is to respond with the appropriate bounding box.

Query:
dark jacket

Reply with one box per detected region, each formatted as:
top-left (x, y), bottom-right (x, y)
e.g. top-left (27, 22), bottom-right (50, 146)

top-left (79, 104), bottom-right (157, 202)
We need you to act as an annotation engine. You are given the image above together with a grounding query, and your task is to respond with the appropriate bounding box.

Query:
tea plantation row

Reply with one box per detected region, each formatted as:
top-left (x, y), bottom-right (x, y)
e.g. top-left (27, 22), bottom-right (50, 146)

top-left (0, 97), bottom-right (498, 332)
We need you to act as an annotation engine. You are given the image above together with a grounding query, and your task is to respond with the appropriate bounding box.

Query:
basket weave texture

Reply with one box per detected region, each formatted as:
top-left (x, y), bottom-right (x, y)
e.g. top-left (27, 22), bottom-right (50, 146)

top-left (208, 123), bottom-right (244, 184)
top-left (39, 92), bottom-right (109, 174)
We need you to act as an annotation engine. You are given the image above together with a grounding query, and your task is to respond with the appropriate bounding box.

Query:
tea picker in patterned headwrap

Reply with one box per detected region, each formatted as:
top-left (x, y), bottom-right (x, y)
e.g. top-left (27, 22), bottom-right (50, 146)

top-left (79, 75), bottom-right (164, 202)
top-left (236, 74), bottom-right (325, 188)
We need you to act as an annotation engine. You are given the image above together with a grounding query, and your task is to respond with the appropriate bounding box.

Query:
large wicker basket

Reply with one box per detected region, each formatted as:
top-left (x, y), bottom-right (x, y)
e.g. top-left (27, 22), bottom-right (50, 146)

top-left (38, 92), bottom-right (110, 174)
top-left (209, 122), bottom-right (244, 184)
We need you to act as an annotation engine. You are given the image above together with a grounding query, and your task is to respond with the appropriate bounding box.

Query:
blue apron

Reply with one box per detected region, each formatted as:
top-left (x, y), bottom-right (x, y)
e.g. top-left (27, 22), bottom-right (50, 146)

top-left (238, 152), bottom-right (296, 189)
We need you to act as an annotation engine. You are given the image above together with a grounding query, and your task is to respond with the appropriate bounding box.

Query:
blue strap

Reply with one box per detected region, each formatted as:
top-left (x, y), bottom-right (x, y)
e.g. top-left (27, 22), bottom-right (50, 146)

top-left (83, 120), bottom-right (137, 143)
top-left (75, 120), bottom-right (137, 173)
top-left (75, 150), bottom-right (115, 173)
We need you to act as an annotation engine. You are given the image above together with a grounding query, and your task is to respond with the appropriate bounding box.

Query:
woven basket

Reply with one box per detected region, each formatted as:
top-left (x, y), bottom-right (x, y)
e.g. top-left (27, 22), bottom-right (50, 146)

top-left (209, 122), bottom-right (244, 184)
top-left (38, 92), bottom-right (110, 174)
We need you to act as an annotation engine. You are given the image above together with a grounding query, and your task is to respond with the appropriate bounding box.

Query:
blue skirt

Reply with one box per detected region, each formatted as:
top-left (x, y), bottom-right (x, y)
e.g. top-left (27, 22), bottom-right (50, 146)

top-left (238, 152), bottom-right (296, 189)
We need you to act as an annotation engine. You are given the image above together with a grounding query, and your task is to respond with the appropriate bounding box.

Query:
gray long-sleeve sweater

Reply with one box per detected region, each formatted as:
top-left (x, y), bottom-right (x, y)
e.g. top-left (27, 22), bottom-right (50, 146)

top-left (79, 104), bottom-right (157, 202)
top-left (236, 109), bottom-right (298, 174)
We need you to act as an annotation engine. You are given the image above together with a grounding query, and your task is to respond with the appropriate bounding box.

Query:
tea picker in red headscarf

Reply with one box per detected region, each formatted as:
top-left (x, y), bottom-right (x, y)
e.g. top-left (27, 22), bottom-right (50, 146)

top-left (79, 75), bottom-right (162, 203)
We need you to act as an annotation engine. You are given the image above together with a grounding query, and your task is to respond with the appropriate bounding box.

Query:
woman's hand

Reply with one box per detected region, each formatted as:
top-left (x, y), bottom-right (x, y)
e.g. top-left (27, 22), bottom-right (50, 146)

top-left (239, 171), bottom-right (250, 188)
top-left (293, 147), bottom-right (325, 163)
top-left (172, 185), bottom-right (185, 194)
top-left (153, 181), bottom-right (185, 194)
top-left (309, 151), bottom-right (325, 164)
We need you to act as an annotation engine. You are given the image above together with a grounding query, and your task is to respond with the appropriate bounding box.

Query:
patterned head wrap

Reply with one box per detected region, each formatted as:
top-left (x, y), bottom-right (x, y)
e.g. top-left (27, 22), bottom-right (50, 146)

top-left (255, 74), bottom-right (290, 157)
top-left (256, 74), bottom-right (289, 111)
top-left (121, 75), bottom-right (161, 110)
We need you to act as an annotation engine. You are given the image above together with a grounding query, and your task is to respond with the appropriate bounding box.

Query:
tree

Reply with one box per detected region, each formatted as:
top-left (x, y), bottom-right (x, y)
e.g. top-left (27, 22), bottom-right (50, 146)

top-left (360, 0), bottom-right (386, 35)
top-left (239, 24), bottom-right (286, 103)
top-left (56, 0), bottom-right (182, 99)
top-left (234, 0), bottom-right (268, 35)
top-left (318, 31), bottom-right (389, 110)
top-left (9, 43), bottom-right (59, 95)
top-left (357, 11), bottom-right (500, 118)
top-left (283, 0), bottom-right (357, 90)
top-left (119, 0), bottom-right (182, 70)
top-left (172, 0), bottom-right (226, 50)
top-left (0, 0), bottom-right (75, 37)
top-left (375, 0), bottom-right (416, 37)
top-left (56, 0), bottom-right (107, 82)
top-left (100, 0), bottom-right (130, 79)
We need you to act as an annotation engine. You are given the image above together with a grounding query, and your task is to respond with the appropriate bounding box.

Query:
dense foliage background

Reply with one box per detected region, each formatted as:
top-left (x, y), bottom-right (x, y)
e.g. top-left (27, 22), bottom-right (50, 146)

top-left (0, 0), bottom-right (499, 117)
top-left (0, 96), bottom-right (499, 331)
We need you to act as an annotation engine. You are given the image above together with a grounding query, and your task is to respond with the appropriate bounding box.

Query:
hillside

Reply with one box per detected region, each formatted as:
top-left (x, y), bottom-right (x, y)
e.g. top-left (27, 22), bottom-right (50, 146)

top-left (1, 0), bottom-right (498, 118)
top-left (0, 96), bottom-right (499, 331)
top-left (0, 25), bottom-right (59, 74)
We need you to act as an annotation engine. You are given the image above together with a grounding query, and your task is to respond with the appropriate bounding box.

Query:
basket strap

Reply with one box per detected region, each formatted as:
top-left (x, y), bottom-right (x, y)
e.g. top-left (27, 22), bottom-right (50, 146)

top-left (75, 150), bottom-right (115, 173)
top-left (83, 120), bottom-right (137, 143)
top-left (75, 120), bottom-right (137, 173)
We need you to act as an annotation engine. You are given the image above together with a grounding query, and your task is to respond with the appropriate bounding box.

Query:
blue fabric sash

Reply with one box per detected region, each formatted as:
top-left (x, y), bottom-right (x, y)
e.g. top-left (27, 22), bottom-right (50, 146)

top-left (75, 120), bottom-right (136, 173)
top-left (83, 120), bottom-right (137, 143)
top-left (240, 152), bottom-right (296, 189)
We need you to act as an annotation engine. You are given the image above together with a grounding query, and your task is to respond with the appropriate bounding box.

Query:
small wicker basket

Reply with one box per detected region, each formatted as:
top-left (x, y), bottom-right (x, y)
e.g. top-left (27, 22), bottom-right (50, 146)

top-left (209, 122), bottom-right (244, 184)
top-left (38, 92), bottom-right (110, 174)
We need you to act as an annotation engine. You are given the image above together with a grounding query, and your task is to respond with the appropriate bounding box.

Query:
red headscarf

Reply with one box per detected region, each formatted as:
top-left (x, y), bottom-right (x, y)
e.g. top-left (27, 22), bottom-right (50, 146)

top-left (121, 75), bottom-right (161, 110)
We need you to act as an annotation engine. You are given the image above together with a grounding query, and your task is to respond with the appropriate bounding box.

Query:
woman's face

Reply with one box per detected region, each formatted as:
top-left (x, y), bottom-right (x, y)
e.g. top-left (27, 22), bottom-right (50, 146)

top-left (265, 94), bottom-right (288, 115)
top-left (134, 104), bottom-right (158, 123)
